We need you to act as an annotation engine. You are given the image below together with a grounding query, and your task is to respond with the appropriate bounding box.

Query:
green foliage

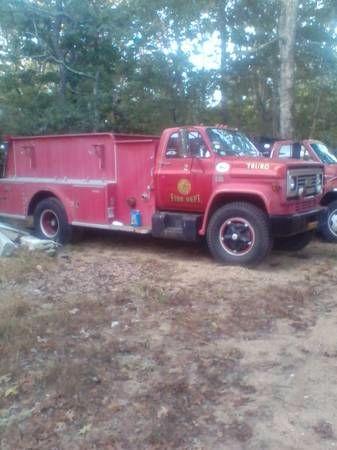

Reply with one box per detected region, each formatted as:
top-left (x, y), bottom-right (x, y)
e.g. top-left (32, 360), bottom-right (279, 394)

top-left (0, 0), bottom-right (337, 145)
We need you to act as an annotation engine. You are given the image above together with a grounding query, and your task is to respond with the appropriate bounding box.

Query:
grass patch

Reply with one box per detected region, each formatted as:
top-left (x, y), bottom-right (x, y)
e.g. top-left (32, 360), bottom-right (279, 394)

top-left (0, 249), bottom-right (56, 283)
top-left (0, 296), bottom-right (34, 353)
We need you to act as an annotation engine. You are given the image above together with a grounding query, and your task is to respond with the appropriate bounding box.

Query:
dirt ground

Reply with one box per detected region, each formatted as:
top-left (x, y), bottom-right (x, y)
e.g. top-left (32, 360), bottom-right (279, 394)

top-left (1, 230), bottom-right (337, 449)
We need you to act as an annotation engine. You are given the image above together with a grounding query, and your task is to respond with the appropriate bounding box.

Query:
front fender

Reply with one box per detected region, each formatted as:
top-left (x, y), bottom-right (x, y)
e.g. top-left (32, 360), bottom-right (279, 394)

top-left (199, 188), bottom-right (269, 235)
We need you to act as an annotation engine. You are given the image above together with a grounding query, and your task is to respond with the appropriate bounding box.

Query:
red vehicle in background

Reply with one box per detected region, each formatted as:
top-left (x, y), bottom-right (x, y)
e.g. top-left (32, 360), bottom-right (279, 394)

top-left (270, 140), bottom-right (337, 242)
top-left (0, 126), bottom-right (325, 266)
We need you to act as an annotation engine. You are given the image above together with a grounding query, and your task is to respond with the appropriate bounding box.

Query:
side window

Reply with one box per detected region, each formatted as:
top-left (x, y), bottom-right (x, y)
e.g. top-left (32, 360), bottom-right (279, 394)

top-left (278, 143), bottom-right (314, 161)
top-left (186, 131), bottom-right (210, 158)
top-left (278, 145), bottom-right (292, 158)
top-left (300, 146), bottom-right (313, 161)
top-left (165, 132), bottom-right (183, 158)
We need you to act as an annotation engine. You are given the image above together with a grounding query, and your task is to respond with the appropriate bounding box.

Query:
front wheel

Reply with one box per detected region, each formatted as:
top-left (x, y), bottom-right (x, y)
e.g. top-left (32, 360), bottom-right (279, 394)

top-left (34, 197), bottom-right (72, 243)
top-left (206, 202), bottom-right (272, 266)
top-left (320, 200), bottom-right (337, 242)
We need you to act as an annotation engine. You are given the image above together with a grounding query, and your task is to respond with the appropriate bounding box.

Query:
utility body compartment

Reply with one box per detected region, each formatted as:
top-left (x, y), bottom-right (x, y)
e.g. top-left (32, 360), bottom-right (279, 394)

top-left (0, 133), bottom-right (159, 230)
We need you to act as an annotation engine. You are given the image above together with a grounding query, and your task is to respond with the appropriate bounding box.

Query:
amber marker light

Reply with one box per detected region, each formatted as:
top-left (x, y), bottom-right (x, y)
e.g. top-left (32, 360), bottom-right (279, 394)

top-left (272, 183), bottom-right (282, 192)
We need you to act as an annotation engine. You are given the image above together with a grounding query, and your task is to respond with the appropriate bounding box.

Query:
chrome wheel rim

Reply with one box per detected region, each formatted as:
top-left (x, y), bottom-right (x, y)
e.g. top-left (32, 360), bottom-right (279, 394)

top-left (40, 209), bottom-right (59, 239)
top-left (219, 217), bottom-right (255, 256)
top-left (328, 209), bottom-right (337, 237)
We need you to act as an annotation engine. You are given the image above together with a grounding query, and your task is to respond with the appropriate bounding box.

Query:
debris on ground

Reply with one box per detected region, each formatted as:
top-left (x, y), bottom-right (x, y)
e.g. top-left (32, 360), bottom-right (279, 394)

top-left (0, 230), bottom-right (17, 256)
top-left (0, 221), bottom-right (59, 256)
top-left (20, 235), bottom-right (58, 252)
top-left (0, 222), bottom-right (29, 241)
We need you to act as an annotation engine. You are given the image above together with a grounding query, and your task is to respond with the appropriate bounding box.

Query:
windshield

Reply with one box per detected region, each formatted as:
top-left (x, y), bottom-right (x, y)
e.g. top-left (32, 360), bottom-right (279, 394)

top-left (206, 128), bottom-right (259, 157)
top-left (311, 142), bottom-right (337, 164)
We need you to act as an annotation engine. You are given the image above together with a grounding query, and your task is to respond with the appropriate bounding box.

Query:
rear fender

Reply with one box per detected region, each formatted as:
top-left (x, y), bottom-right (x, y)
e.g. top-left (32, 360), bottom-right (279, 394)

top-left (27, 188), bottom-right (74, 222)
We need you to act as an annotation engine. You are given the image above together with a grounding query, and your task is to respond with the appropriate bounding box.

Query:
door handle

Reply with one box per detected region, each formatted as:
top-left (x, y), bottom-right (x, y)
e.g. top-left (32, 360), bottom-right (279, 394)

top-left (161, 161), bottom-right (172, 167)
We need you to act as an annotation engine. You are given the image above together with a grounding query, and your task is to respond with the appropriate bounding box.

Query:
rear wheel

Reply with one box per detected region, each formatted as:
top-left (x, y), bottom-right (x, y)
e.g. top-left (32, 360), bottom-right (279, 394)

top-left (206, 202), bottom-right (272, 266)
top-left (274, 231), bottom-right (313, 251)
top-left (34, 197), bottom-right (72, 243)
top-left (320, 200), bottom-right (337, 242)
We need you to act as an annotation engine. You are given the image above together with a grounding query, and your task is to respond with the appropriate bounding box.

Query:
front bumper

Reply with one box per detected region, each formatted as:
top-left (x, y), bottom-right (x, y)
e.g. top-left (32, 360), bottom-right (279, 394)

top-left (270, 207), bottom-right (326, 237)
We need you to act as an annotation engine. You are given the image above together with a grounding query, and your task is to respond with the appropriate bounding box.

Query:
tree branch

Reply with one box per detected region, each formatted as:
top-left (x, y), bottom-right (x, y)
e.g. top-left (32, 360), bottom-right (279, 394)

top-left (47, 55), bottom-right (95, 79)
top-left (242, 37), bottom-right (278, 55)
top-left (30, 17), bottom-right (94, 80)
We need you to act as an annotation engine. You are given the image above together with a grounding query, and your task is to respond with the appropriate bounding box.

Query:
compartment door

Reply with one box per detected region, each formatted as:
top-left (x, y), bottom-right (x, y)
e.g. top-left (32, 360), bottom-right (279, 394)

top-left (72, 184), bottom-right (108, 225)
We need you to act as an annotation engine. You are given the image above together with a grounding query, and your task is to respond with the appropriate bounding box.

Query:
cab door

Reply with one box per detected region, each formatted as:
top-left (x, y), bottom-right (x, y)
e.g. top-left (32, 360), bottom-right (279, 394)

top-left (187, 129), bottom-right (214, 211)
top-left (155, 129), bottom-right (195, 211)
top-left (156, 128), bottom-right (213, 212)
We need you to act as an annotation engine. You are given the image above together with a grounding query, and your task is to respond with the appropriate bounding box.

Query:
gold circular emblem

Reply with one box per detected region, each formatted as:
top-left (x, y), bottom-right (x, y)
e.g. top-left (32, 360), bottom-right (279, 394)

top-left (177, 178), bottom-right (191, 196)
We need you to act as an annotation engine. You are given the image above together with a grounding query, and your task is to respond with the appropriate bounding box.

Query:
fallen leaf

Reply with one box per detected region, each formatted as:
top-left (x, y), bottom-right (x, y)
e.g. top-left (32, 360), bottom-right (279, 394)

top-left (108, 402), bottom-right (121, 413)
top-left (4, 386), bottom-right (18, 398)
top-left (157, 406), bottom-right (169, 419)
top-left (65, 409), bottom-right (75, 421)
top-left (0, 375), bottom-right (11, 385)
top-left (79, 424), bottom-right (92, 435)
top-left (55, 421), bottom-right (66, 432)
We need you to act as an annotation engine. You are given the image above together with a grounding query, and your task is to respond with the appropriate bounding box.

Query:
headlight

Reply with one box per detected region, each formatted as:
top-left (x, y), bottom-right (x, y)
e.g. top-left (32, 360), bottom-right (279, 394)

top-left (287, 172), bottom-right (298, 198)
top-left (289, 176), bottom-right (296, 191)
top-left (316, 173), bottom-right (323, 193)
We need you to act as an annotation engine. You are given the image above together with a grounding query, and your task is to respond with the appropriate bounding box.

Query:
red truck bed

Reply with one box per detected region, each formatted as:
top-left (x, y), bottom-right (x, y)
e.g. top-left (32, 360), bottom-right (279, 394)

top-left (1, 132), bottom-right (160, 230)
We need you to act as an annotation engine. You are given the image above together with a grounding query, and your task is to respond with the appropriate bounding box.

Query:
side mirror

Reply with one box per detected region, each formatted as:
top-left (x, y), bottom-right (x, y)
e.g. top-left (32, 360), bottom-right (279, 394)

top-left (166, 149), bottom-right (178, 158)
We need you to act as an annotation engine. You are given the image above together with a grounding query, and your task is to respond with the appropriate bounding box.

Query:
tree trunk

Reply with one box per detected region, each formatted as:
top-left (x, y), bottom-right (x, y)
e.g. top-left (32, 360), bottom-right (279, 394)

top-left (51, 0), bottom-right (66, 98)
top-left (278, 0), bottom-right (298, 139)
top-left (272, 81), bottom-right (279, 137)
top-left (217, 2), bottom-right (229, 124)
top-left (92, 70), bottom-right (100, 131)
top-left (309, 89), bottom-right (322, 138)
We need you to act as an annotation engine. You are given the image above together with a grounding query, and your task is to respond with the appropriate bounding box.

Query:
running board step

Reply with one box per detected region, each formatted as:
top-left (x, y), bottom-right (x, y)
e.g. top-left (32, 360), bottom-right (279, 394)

top-left (152, 212), bottom-right (202, 241)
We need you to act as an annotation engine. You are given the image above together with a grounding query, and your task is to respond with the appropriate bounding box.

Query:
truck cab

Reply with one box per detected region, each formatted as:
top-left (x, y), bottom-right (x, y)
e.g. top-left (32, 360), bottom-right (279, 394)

top-left (270, 139), bottom-right (337, 241)
top-left (0, 127), bottom-right (325, 266)
top-left (152, 126), bottom-right (324, 263)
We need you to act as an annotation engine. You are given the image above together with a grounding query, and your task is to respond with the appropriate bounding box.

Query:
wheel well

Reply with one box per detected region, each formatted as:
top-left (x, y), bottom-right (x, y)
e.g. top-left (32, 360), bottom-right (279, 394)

top-left (206, 194), bottom-right (267, 226)
top-left (27, 191), bottom-right (58, 216)
top-left (321, 191), bottom-right (337, 206)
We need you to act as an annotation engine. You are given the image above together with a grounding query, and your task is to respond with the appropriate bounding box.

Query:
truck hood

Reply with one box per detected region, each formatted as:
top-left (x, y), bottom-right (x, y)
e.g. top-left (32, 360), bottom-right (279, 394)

top-left (215, 157), bottom-right (323, 179)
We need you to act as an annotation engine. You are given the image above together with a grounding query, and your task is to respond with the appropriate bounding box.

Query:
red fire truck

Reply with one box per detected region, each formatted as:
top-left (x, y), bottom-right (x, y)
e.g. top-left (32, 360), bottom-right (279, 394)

top-left (0, 126), bottom-right (324, 265)
top-left (270, 139), bottom-right (337, 242)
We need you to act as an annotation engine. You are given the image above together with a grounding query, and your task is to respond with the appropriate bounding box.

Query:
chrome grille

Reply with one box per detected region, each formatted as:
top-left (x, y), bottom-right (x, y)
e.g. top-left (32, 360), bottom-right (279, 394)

top-left (297, 174), bottom-right (317, 196)
top-left (287, 167), bottom-right (323, 198)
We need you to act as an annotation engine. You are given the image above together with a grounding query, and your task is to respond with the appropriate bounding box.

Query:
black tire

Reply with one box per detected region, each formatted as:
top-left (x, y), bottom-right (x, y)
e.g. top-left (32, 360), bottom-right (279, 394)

top-left (320, 200), bottom-right (337, 242)
top-left (33, 197), bottom-right (72, 244)
top-left (206, 202), bottom-right (272, 266)
top-left (274, 231), bottom-right (313, 251)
